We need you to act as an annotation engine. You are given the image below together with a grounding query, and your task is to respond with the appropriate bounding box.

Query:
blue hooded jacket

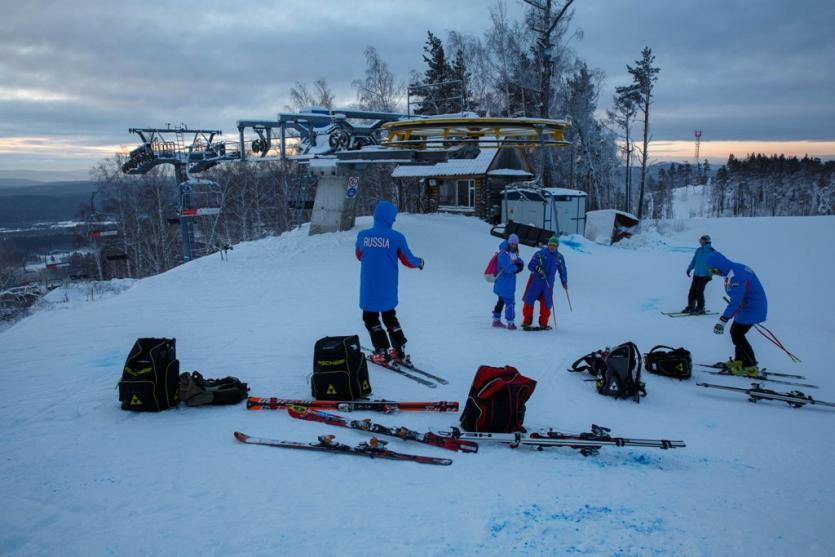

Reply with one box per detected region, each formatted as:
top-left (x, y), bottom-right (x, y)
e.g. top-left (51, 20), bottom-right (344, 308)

top-left (707, 251), bottom-right (767, 325)
top-left (355, 201), bottom-right (423, 312)
top-left (492, 240), bottom-right (524, 299)
top-left (687, 242), bottom-right (715, 276)
top-left (522, 247), bottom-right (567, 307)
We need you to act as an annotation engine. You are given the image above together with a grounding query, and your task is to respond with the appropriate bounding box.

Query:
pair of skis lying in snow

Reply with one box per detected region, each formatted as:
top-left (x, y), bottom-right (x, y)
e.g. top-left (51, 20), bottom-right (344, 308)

top-left (359, 346), bottom-right (447, 388)
top-left (237, 401), bottom-right (687, 464)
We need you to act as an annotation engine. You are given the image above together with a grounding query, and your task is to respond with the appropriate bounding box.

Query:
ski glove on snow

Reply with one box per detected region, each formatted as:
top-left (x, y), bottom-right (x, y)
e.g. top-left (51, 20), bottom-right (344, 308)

top-left (713, 321), bottom-right (725, 335)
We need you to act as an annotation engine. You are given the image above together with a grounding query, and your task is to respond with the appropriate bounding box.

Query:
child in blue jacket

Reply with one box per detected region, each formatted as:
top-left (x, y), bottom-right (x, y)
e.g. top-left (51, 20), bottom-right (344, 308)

top-left (491, 234), bottom-right (524, 330)
top-left (356, 201), bottom-right (424, 364)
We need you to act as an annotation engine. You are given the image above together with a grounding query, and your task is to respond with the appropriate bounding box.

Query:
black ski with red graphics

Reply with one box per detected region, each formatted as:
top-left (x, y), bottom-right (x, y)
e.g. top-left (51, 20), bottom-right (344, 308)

top-left (287, 405), bottom-right (478, 453)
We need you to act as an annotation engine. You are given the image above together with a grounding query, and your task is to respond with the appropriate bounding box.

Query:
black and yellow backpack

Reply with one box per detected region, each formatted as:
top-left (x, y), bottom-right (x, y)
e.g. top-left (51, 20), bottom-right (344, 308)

top-left (118, 338), bottom-right (180, 411)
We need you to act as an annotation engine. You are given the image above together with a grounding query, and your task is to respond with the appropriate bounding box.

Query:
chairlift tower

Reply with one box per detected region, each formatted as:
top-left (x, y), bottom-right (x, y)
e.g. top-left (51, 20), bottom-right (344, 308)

top-left (123, 125), bottom-right (239, 262)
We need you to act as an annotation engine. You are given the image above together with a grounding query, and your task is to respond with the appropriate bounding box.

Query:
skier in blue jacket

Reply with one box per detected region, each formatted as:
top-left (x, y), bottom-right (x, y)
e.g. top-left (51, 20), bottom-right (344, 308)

top-left (356, 201), bottom-right (424, 365)
top-left (707, 251), bottom-right (768, 376)
top-left (521, 236), bottom-right (567, 329)
top-left (491, 234), bottom-right (524, 330)
top-left (682, 234), bottom-right (715, 314)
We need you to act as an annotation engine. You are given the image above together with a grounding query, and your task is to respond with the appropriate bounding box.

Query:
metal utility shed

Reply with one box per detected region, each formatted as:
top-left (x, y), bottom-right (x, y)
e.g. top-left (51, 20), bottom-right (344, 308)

top-left (500, 184), bottom-right (587, 236)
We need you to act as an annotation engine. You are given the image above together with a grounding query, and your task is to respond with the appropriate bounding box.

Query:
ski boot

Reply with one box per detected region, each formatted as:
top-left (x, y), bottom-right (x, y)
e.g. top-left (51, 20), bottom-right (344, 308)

top-left (722, 359), bottom-right (747, 375)
top-left (681, 306), bottom-right (693, 314)
top-left (506, 322), bottom-right (517, 330)
top-left (492, 319), bottom-right (507, 328)
top-left (388, 347), bottom-right (409, 365)
top-left (740, 365), bottom-right (760, 378)
top-left (370, 349), bottom-right (390, 366)
top-left (691, 307), bottom-right (706, 315)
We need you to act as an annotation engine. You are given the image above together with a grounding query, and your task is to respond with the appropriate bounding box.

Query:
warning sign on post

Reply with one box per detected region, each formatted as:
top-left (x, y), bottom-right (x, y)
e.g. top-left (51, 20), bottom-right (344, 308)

top-left (345, 176), bottom-right (359, 199)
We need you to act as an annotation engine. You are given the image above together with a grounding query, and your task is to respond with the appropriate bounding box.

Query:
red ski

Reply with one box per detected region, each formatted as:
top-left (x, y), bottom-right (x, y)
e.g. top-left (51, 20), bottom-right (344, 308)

top-left (287, 405), bottom-right (478, 453)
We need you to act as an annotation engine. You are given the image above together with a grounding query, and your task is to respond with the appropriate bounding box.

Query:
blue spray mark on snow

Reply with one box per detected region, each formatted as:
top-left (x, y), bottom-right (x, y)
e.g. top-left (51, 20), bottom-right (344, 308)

top-left (92, 353), bottom-right (122, 369)
top-left (560, 236), bottom-right (589, 253)
top-left (591, 451), bottom-right (666, 470)
top-left (487, 503), bottom-right (669, 555)
top-left (641, 298), bottom-right (660, 311)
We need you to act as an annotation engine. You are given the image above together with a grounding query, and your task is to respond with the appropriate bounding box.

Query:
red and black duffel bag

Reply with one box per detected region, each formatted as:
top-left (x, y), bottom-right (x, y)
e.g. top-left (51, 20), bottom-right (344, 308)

top-left (460, 365), bottom-right (537, 432)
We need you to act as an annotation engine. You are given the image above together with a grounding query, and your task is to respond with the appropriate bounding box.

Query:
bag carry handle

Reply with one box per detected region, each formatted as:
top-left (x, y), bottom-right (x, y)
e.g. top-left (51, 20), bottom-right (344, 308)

top-left (569, 352), bottom-right (601, 375)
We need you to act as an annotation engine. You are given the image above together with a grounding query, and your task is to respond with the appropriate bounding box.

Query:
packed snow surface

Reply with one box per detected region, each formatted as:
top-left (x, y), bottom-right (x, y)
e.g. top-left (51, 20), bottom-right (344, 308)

top-left (1, 214), bottom-right (834, 556)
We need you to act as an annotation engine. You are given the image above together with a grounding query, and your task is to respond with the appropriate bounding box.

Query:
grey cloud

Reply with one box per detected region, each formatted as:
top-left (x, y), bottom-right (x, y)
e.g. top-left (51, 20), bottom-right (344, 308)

top-left (1, 0), bottom-right (833, 170)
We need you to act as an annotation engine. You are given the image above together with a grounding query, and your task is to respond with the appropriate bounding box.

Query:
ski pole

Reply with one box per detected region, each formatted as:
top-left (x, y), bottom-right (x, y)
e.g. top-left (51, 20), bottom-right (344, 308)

top-left (565, 287), bottom-right (573, 312)
top-left (753, 323), bottom-right (801, 363)
top-left (721, 296), bottom-right (800, 363)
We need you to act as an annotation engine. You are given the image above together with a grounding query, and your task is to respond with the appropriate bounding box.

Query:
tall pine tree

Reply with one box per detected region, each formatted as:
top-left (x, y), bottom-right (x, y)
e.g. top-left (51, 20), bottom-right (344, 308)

top-left (413, 31), bottom-right (451, 115)
top-left (627, 46), bottom-right (660, 219)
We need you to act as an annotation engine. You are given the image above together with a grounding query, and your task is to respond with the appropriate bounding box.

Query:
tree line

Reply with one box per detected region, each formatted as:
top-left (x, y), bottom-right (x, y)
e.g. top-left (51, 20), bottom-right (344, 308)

top-left (643, 154), bottom-right (835, 219)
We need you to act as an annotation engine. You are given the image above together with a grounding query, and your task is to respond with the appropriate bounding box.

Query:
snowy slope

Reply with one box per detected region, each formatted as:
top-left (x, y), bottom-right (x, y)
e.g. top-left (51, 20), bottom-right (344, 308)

top-left (1, 213), bottom-right (834, 556)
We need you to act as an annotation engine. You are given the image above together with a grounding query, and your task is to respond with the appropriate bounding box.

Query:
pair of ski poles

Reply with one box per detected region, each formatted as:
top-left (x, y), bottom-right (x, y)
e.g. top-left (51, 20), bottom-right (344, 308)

top-left (721, 296), bottom-right (800, 363)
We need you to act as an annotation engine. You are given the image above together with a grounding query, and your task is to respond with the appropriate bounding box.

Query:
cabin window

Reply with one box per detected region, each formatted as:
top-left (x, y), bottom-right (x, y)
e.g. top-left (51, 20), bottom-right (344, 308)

top-left (440, 179), bottom-right (475, 208)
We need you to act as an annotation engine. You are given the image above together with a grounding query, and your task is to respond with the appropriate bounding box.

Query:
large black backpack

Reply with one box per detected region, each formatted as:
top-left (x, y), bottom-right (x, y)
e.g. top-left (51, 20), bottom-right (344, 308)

top-left (644, 345), bottom-right (692, 380)
top-left (311, 335), bottom-right (371, 400)
top-left (119, 338), bottom-right (180, 411)
top-left (596, 342), bottom-right (646, 403)
top-left (460, 365), bottom-right (537, 432)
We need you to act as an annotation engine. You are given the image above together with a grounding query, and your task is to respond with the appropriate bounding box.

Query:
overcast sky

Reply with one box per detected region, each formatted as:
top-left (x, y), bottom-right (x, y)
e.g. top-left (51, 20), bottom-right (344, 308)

top-left (1, 0), bottom-right (833, 171)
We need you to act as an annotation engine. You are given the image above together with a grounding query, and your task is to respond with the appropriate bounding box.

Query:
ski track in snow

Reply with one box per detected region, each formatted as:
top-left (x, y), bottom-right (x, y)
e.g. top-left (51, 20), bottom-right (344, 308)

top-left (1, 214), bottom-right (834, 556)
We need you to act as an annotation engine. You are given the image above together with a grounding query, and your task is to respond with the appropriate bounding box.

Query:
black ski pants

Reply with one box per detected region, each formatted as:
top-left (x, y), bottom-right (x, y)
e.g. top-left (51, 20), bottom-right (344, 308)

top-left (730, 322), bottom-right (757, 367)
top-left (687, 275), bottom-right (711, 311)
top-left (493, 296), bottom-right (505, 315)
top-left (363, 309), bottom-right (407, 352)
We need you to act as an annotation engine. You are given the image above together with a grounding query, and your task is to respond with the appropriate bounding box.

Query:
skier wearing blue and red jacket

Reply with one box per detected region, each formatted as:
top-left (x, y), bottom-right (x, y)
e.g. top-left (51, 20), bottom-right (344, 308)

top-left (521, 236), bottom-right (567, 329)
top-left (356, 201), bottom-right (424, 365)
top-left (707, 251), bottom-right (768, 376)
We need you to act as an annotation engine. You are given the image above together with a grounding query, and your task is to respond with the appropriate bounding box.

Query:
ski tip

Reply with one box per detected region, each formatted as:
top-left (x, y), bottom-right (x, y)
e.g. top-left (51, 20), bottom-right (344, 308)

top-left (234, 431), bottom-right (249, 443)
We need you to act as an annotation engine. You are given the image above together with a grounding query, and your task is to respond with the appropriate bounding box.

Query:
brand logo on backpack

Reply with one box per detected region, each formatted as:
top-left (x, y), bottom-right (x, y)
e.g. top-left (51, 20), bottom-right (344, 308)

top-left (124, 365), bottom-right (153, 377)
top-left (326, 384), bottom-right (337, 395)
top-left (130, 394), bottom-right (142, 406)
top-left (318, 359), bottom-right (346, 367)
top-left (362, 380), bottom-right (370, 390)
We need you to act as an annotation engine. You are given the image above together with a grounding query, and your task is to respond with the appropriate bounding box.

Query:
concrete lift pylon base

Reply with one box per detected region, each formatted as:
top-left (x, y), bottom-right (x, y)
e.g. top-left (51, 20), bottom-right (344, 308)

top-left (308, 159), bottom-right (358, 235)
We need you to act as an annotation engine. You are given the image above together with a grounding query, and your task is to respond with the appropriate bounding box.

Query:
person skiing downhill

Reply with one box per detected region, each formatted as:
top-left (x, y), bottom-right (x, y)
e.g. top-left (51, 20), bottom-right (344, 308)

top-left (521, 236), bottom-right (567, 329)
top-left (683, 234), bottom-right (715, 314)
top-left (355, 200), bottom-right (424, 365)
top-left (707, 251), bottom-right (768, 376)
top-left (491, 234), bottom-right (524, 330)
